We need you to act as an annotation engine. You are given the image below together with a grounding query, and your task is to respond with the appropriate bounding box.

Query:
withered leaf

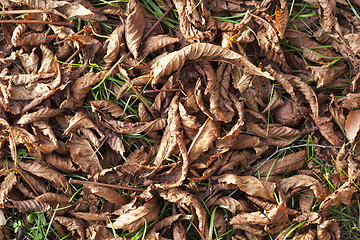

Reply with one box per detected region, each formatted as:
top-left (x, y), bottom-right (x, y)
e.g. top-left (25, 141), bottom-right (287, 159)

top-left (64, 112), bottom-right (104, 139)
top-left (151, 43), bottom-right (274, 86)
top-left (345, 109), bottom-right (360, 141)
top-left (68, 135), bottom-right (103, 177)
top-left (45, 152), bottom-right (78, 172)
top-left (277, 175), bottom-right (327, 200)
top-left (108, 196), bottom-right (160, 231)
top-left (102, 117), bottom-right (166, 134)
top-left (213, 174), bottom-right (276, 202)
top-left (140, 34), bottom-right (179, 56)
top-left (317, 219), bottom-right (340, 240)
top-left (0, 173), bottom-right (17, 207)
top-left (36, 192), bottom-right (71, 204)
top-left (179, 102), bottom-right (201, 140)
top-left (188, 119), bottom-right (221, 163)
top-left (159, 188), bottom-right (207, 235)
top-left (70, 211), bottom-right (109, 221)
top-left (230, 211), bottom-right (270, 226)
top-left (214, 196), bottom-right (252, 214)
top-left (17, 107), bottom-right (63, 125)
top-left (55, 216), bottom-right (85, 240)
top-left (125, 0), bottom-right (145, 59)
top-left (104, 24), bottom-right (125, 66)
top-left (319, 182), bottom-right (357, 216)
top-left (11, 199), bottom-right (50, 213)
top-left (84, 184), bottom-right (128, 206)
top-left (91, 100), bottom-right (127, 119)
top-left (19, 161), bottom-right (72, 195)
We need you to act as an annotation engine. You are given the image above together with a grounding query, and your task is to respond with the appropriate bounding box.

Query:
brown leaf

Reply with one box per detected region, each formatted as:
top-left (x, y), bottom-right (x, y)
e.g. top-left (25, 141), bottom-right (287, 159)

top-left (317, 219), bottom-right (340, 240)
top-left (102, 117), bottom-right (166, 134)
top-left (18, 48), bottom-right (39, 74)
top-left (68, 135), bottom-right (103, 177)
top-left (319, 182), bottom-right (357, 216)
top-left (19, 161), bottom-right (72, 195)
top-left (140, 34), bottom-right (179, 56)
top-left (299, 190), bottom-right (315, 213)
top-left (70, 211), bottom-right (109, 221)
top-left (17, 107), bottom-right (63, 125)
top-left (125, 0), bottom-right (145, 59)
top-left (64, 112), bottom-right (104, 140)
top-left (277, 175), bottom-right (327, 200)
top-left (104, 24), bottom-right (125, 66)
top-left (275, 0), bottom-right (289, 39)
top-left (159, 188), bottom-right (207, 236)
top-left (91, 100), bottom-right (128, 119)
top-left (11, 199), bottom-right (50, 213)
top-left (247, 150), bottom-right (307, 176)
top-left (106, 134), bottom-right (125, 156)
top-left (108, 196), bottom-right (160, 231)
top-left (55, 216), bottom-right (85, 240)
top-left (84, 184), bottom-right (128, 206)
top-left (151, 43), bottom-right (274, 86)
top-left (254, 15), bottom-right (290, 72)
top-left (213, 174), bottom-right (276, 202)
top-left (188, 119), bottom-right (221, 163)
top-left (230, 211), bottom-right (270, 226)
top-left (307, 64), bottom-right (347, 88)
top-left (179, 102), bottom-right (201, 140)
top-left (213, 196), bottom-right (252, 214)
top-left (144, 214), bottom-right (191, 240)
top-left (45, 152), bottom-right (78, 172)
top-left (32, 120), bottom-right (58, 153)
top-left (36, 192), bottom-right (71, 203)
top-left (293, 229), bottom-right (316, 240)
top-left (0, 173), bottom-right (17, 207)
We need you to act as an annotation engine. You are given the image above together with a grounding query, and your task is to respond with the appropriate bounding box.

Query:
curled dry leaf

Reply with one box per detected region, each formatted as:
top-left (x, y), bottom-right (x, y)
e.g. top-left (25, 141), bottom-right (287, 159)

top-left (293, 228), bottom-right (316, 240)
top-left (125, 0), bottom-right (145, 59)
top-left (108, 196), bottom-right (160, 232)
top-left (91, 100), bottom-right (128, 119)
top-left (55, 216), bottom-right (85, 240)
top-left (36, 192), bottom-right (71, 204)
top-left (18, 161), bottom-right (72, 195)
top-left (11, 199), bottom-right (50, 213)
top-left (104, 24), bottom-right (125, 66)
top-left (212, 174), bottom-right (276, 202)
top-left (230, 211), bottom-right (270, 226)
top-left (63, 112), bottom-right (104, 140)
top-left (17, 107), bottom-right (63, 125)
top-left (319, 182), bottom-right (357, 216)
top-left (179, 102), bottom-right (201, 140)
top-left (84, 184), bottom-right (128, 206)
top-left (102, 117), bottom-right (166, 134)
top-left (45, 152), bottom-right (78, 172)
top-left (159, 188), bottom-right (207, 236)
top-left (70, 211), bottom-right (109, 221)
top-left (140, 34), bottom-right (179, 56)
top-left (214, 196), bottom-right (252, 214)
top-left (277, 175), bottom-right (327, 200)
top-left (144, 214), bottom-right (191, 239)
top-left (0, 173), bottom-right (17, 207)
top-left (68, 135), bottom-right (103, 177)
top-left (188, 118), bottom-right (221, 163)
top-left (317, 219), bottom-right (340, 240)
top-left (151, 43), bottom-right (274, 86)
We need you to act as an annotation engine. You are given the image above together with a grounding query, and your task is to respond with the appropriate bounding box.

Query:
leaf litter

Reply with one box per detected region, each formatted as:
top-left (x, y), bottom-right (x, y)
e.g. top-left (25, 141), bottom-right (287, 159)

top-left (1, 0), bottom-right (360, 239)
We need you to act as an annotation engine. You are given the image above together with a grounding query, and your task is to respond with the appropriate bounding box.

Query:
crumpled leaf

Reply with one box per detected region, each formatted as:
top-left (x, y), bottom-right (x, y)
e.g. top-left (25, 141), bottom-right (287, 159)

top-left (19, 161), bottom-right (72, 195)
top-left (254, 15), bottom-right (290, 73)
top-left (188, 119), bottom-right (221, 163)
top-left (68, 135), bottom-right (103, 177)
top-left (102, 117), bottom-right (166, 134)
top-left (11, 199), bottom-right (50, 213)
top-left (55, 216), bottom-right (85, 240)
top-left (317, 219), bottom-right (340, 240)
top-left (277, 175), bottom-right (327, 200)
top-left (45, 152), bottom-right (78, 172)
top-left (213, 196), bottom-right (252, 214)
top-left (0, 173), bottom-right (17, 207)
top-left (125, 0), bottom-right (145, 59)
top-left (151, 43), bottom-right (274, 86)
top-left (140, 34), bottom-right (179, 56)
top-left (230, 211), bottom-right (270, 226)
top-left (17, 107), bottom-right (63, 125)
top-left (159, 188), bottom-right (207, 236)
top-left (319, 181), bottom-right (357, 215)
top-left (36, 192), bottom-right (71, 204)
top-left (307, 64), bottom-right (347, 88)
top-left (212, 174), bottom-right (276, 202)
top-left (83, 184), bottom-right (128, 206)
top-left (108, 196), bottom-right (160, 231)
top-left (91, 100), bottom-right (128, 119)
top-left (179, 102), bottom-right (201, 140)
top-left (104, 24), bottom-right (125, 66)
top-left (144, 214), bottom-right (191, 239)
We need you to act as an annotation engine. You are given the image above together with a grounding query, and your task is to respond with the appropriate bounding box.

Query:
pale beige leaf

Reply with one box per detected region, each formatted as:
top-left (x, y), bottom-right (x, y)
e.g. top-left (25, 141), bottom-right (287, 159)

top-left (151, 43), bottom-right (274, 85)
top-left (125, 0), bottom-right (145, 59)
top-left (345, 110), bottom-right (360, 141)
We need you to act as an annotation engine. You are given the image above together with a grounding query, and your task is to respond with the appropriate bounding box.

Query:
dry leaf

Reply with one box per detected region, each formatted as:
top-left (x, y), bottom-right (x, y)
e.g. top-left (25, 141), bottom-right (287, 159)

top-left (345, 110), bottom-right (360, 141)
top-left (55, 216), bottom-right (85, 240)
top-left (125, 0), bottom-right (145, 59)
